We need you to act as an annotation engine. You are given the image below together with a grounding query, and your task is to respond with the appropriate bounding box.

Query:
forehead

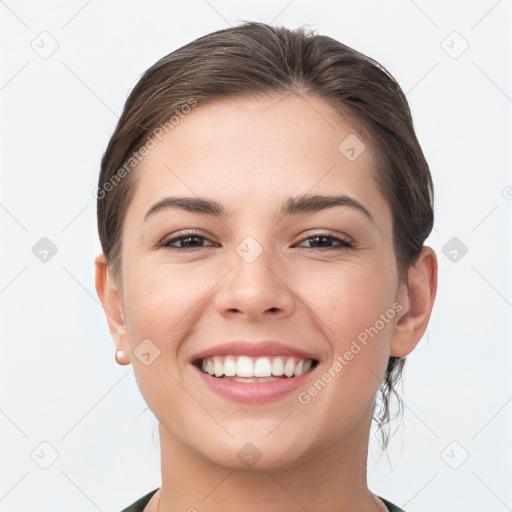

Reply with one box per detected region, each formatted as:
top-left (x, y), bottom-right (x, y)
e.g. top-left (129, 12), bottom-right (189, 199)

top-left (126, 93), bottom-right (390, 224)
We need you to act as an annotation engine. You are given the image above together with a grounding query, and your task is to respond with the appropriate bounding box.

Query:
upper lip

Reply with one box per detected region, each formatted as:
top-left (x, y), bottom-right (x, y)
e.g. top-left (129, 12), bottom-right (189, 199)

top-left (191, 340), bottom-right (320, 363)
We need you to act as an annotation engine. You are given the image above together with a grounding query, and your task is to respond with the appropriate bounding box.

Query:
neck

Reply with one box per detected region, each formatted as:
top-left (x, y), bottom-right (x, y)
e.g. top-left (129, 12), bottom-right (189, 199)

top-left (154, 404), bottom-right (384, 512)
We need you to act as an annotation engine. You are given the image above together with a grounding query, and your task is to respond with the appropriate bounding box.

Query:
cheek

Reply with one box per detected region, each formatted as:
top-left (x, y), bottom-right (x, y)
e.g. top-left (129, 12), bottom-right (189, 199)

top-left (314, 263), bottom-right (397, 381)
top-left (318, 261), bottom-right (397, 326)
top-left (120, 263), bottom-right (207, 414)
top-left (297, 270), bottom-right (397, 441)
top-left (123, 264), bottom-right (205, 342)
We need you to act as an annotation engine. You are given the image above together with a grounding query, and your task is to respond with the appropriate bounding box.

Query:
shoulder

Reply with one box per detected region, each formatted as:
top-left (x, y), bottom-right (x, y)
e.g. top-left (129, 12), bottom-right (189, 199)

top-left (378, 495), bottom-right (407, 512)
top-left (119, 488), bottom-right (160, 512)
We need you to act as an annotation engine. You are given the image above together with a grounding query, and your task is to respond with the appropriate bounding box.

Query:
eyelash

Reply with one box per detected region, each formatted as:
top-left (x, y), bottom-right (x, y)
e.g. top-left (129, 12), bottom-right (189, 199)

top-left (159, 231), bottom-right (354, 252)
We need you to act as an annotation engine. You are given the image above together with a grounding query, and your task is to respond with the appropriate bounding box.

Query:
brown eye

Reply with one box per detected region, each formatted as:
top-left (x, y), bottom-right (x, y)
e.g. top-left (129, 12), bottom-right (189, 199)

top-left (297, 234), bottom-right (353, 250)
top-left (160, 232), bottom-right (215, 251)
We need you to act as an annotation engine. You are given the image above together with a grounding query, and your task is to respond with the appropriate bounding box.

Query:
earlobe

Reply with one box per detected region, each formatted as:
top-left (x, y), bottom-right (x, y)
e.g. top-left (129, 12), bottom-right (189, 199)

top-left (390, 246), bottom-right (438, 357)
top-left (94, 253), bottom-right (131, 364)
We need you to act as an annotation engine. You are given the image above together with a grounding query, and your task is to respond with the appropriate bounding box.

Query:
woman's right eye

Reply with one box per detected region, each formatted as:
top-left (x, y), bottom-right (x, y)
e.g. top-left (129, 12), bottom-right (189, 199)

top-left (160, 233), bottom-right (215, 251)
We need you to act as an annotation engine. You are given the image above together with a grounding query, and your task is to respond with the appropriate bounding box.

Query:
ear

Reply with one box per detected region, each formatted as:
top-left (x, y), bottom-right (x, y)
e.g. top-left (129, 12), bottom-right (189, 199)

top-left (94, 252), bottom-right (130, 362)
top-left (390, 246), bottom-right (438, 357)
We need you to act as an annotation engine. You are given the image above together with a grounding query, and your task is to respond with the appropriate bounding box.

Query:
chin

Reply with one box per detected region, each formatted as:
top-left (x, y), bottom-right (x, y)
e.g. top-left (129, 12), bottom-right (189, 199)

top-left (194, 434), bottom-right (312, 473)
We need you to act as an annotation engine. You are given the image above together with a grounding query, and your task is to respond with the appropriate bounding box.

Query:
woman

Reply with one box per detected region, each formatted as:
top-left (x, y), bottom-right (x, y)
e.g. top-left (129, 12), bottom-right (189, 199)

top-left (95, 21), bottom-right (437, 512)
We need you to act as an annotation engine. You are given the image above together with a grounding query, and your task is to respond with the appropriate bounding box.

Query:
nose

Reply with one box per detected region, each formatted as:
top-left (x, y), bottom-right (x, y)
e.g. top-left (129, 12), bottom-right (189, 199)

top-left (213, 242), bottom-right (295, 321)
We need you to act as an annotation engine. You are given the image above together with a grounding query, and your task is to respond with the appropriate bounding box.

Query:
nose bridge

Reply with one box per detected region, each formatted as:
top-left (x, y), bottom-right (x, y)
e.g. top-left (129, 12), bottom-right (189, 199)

top-left (231, 233), bottom-right (279, 290)
top-left (215, 233), bottom-right (294, 318)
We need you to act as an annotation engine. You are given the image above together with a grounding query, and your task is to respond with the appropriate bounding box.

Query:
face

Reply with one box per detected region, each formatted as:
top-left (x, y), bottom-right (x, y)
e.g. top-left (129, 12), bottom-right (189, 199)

top-left (112, 93), bottom-right (408, 470)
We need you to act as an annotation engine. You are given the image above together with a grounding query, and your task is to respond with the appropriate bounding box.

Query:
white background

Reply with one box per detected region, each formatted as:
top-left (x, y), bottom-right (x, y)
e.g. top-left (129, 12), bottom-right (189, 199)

top-left (1, 1), bottom-right (511, 511)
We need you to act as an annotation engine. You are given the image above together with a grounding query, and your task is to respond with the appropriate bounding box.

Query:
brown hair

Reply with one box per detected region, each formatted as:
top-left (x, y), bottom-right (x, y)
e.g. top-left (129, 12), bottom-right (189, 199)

top-left (97, 21), bottom-right (434, 450)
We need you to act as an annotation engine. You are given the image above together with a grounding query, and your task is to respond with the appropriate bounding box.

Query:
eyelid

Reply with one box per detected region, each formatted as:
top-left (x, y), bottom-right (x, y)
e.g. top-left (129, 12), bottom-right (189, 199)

top-left (296, 229), bottom-right (353, 244)
top-left (294, 232), bottom-right (354, 250)
top-left (160, 229), bottom-right (216, 247)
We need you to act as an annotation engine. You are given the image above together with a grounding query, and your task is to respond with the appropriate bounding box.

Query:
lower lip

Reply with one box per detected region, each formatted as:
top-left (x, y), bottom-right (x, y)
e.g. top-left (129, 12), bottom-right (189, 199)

top-left (192, 364), bottom-right (318, 404)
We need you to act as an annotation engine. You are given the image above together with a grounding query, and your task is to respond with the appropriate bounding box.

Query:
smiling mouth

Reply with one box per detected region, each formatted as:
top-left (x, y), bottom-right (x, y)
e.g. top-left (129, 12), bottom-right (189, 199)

top-left (193, 355), bottom-right (319, 382)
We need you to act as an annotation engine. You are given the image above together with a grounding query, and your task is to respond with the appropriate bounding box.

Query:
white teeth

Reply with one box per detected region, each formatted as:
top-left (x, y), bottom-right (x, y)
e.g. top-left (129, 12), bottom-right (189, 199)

top-left (271, 358), bottom-right (284, 376)
top-left (198, 355), bottom-right (315, 379)
top-left (237, 356), bottom-right (254, 377)
top-left (213, 356), bottom-right (224, 377)
top-left (254, 357), bottom-right (272, 377)
top-left (223, 355), bottom-right (237, 377)
top-left (229, 376), bottom-right (281, 383)
top-left (284, 358), bottom-right (296, 377)
top-left (293, 360), bottom-right (304, 377)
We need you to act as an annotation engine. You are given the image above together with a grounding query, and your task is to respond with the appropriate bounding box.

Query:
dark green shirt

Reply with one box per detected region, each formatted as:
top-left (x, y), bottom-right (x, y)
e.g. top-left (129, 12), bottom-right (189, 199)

top-left (120, 488), bottom-right (406, 511)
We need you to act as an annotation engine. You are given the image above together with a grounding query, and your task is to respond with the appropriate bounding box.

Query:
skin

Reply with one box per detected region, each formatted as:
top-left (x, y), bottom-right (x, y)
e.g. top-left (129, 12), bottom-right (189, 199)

top-left (95, 93), bottom-right (437, 512)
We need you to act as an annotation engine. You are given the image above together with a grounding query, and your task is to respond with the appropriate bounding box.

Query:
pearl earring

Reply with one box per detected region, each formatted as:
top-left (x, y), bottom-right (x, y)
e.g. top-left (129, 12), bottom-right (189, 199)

top-left (115, 349), bottom-right (127, 364)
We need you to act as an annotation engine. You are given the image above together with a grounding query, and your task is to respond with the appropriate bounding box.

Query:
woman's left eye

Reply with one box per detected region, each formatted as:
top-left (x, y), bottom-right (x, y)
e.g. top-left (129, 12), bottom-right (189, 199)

top-left (295, 234), bottom-right (353, 250)
top-left (160, 232), bottom-right (353, 251)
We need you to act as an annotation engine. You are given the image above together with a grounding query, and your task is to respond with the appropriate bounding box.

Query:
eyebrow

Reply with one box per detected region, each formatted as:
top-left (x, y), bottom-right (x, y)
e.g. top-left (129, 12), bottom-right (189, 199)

top-left (144, 194), bottom-right (373, 222)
